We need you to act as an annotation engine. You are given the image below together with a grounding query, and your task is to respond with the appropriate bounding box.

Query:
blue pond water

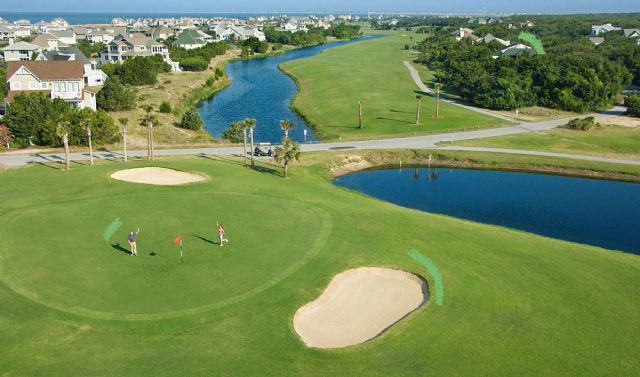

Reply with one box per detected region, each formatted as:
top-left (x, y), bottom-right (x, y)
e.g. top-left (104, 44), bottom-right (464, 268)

top-left (334, 167), bottom-right (640, 254)
top-left (198, 35), bottom-right (381, 143)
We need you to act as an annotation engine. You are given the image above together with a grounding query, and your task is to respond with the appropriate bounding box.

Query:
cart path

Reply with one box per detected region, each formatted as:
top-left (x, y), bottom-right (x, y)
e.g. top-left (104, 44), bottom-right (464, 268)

top-left (1, 105), bottom-right (635, 167)
top-left (403, 61), bottom-right (516, 122)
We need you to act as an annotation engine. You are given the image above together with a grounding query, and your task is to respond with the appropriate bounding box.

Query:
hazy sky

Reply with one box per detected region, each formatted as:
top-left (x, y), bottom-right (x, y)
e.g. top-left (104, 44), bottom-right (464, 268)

top-left (2, 0), bottom-right (639, 14)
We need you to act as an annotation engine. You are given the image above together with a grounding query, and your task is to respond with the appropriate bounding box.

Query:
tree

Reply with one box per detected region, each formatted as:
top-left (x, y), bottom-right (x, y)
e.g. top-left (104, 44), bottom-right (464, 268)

top-left (274, 139), bottom-right (301, 179)
top-left (244, 118), bottom-right (256, 167)
top-left (279, 119), bottom-right (296, 141)
top-left (118, 118), bottom-right (129, 163)
top-left (4, 93), bottom-right (68, 147)
top-left (0, 67), bottom-right (7, 101)
top-left (179, 57), bottom-right (209, 71)
top-left (625, 93), bottom-right (640, 117)
top-left (0, 124), bottom-right (13, 149)
top-left (179, 108), bottom-right (204, 130)
top-left (55, 121), bottom-right (71, 171)
top-left (96, 77), bottom-right (136, 111)
top-left (140, 105), bottom-right (158, 160)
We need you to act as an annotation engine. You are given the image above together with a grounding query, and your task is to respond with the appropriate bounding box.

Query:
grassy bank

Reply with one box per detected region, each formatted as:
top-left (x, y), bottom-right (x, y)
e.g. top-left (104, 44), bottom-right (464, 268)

top-left (280, 30), bottom-right (508, 140)
top-left (451, 124), bottom-right (640, 160)
top-left (0, 153), bottom-right (638, 376)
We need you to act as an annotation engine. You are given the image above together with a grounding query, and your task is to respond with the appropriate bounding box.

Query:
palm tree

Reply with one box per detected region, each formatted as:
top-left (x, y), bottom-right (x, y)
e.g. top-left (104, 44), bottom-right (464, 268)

top-left (279, 119), bottom-right (296, 141)
top-left (274, 139), bottom-right (301, 179)
top-left (415, 94), bottom-right (422, 125)
top-left (55, 121), bottom-right (71, 171)
top-left (244, 118), bottom-right (256, 168)
top-left (435, 83), bottom-right (442, 118)
top-left (118, 118), bottom-right (128, 163)
top-left (141, 105), bottom-right (158, 161)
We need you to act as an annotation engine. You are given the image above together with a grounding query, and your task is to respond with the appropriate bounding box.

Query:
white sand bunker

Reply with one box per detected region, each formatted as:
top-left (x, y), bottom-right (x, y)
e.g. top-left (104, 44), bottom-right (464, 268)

top-left (293, 267), bottom-right (427, 348)
top-left (110, 167), bottom-right (207, 185)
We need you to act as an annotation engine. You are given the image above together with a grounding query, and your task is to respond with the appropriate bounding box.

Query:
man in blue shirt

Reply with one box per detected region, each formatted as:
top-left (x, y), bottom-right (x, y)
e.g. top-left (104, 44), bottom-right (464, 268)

top-left (128, 228), bottom-right (139, 256)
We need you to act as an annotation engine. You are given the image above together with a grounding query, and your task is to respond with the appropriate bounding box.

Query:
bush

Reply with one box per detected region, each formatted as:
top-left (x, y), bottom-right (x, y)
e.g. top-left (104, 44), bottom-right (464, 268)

top-left (179, 108), bottom-right (204, 130)
top-left (179, 57), bottom-right (209, 71)
top-left (205, 77), bottom-right (216, 87)
top-left (272, 43), bottom-right (283, 51)
top-left (215, 67), bottom-right (224, 77)
top-left (159, 101), bottom-right (172, 113)
top-left (101, 55), bottom-right (170, 86)
top-left (625, 93), bottom-right (640, 117)
top-left (566, 116), bottom-right (600, 131)
top-left (221, 121), bottom-right (245, 143)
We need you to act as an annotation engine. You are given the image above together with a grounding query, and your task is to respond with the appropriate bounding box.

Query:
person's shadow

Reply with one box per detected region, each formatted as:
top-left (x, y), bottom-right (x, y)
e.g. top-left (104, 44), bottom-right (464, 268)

top-left (194, 235), bottom-right (218, 245)
top-left (111, 243), bottom-right (132, 255)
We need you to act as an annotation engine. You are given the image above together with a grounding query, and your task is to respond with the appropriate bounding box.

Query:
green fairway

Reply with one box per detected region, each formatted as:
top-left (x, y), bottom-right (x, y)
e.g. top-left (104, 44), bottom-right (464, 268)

top-left (0, 156), bottom-right (639, 376)
top-left (453, 125), bottom-right (640, 159)
top-left (280, 31), bottom-right (508, 140)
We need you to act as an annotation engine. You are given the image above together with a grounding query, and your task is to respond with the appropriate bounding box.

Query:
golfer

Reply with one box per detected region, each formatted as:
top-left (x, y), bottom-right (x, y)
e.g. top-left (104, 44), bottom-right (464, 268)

top-left (128, 228), bottom-right (139, 256)
top-left (217, 222), bottom-right (229, 247)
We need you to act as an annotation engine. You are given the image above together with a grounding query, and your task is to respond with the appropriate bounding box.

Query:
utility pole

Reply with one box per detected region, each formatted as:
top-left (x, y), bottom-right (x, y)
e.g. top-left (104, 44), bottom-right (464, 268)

top-left (358, 101), bottom-right (363, 128)
top-left (86, 127), bottom-right (94, 166)
top-left (415, 95), bottom-right (422, 125)
top-left (435, 83), bottom-right (442, 118)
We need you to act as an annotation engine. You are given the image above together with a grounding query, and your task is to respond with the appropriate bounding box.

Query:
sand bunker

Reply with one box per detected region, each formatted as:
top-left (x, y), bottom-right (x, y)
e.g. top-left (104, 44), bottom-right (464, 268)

top-left (110, 167), bottom-right (206, 185)
top-left (293, 267), bottom-right (427, 348)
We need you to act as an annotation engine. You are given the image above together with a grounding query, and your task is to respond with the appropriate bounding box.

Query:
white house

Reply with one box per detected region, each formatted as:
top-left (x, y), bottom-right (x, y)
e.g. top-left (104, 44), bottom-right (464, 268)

top-left (172, 29), bottom-right (213, 49)
top-left (451, 28), bottom-right (478, 42)
top-left (49, 29), bottom-right (77, 45)
top-left (1, 41), bottom-right (42, 61)
top-left (623, 29), bottom-right (640, 39)
top-left (500, 43), bottom-right (535, 57)
top-left (36, 46), bottom-right (108, 86)
top-left (216, 25), bottom-right (266, 41)
top-left (31, 33), bottom-right (65, 50)
top-left (6, 60), bottom-right (97, 110)
top-left (591, 23), bottom-right (621, 36)
top-left (100, 35), bottom-right (179, 71)
top-left (112, 18), bottom-right (127, 27)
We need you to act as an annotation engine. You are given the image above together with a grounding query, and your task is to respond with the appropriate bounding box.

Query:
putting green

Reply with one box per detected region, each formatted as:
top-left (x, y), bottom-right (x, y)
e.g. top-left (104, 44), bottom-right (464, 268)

top-left (0, 192), bottom-right (331, 320)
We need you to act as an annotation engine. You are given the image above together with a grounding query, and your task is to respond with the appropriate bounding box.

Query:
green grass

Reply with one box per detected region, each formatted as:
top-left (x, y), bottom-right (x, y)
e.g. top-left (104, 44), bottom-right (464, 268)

top-left (280, 31), bottom-right (508, 141)
top-left (0, 155), bottom-right (639, 376)
top-left (453, 125), bottom-right (640, 159)
top-left (518, 32), bottom-right (545, 55)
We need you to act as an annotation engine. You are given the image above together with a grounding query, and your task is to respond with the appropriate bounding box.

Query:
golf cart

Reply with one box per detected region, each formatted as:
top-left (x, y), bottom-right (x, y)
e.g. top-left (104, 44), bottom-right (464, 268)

top-left (251, 143), bottom-right (274, 157)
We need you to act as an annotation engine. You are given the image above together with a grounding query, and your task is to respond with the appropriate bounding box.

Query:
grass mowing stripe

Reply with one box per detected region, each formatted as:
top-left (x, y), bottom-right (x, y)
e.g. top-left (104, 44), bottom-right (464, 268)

top-left (103, 218), bottom-right (123, 242)
top-left (408, 249), bottom-right (443, 306)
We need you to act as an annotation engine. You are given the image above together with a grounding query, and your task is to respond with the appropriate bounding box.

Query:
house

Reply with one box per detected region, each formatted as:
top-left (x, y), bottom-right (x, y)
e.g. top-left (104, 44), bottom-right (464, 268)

top-left (36, 46), bottom-right (108, 86)
top-left (172, 29), bottom-right (213, 49)
top-left (85, 28), bottom-right (116, 44)
top-left (476, 33), bottom-right (510, 46)
top-left (112, 18), bottom-right (127, 27)
top-left (591, 24), bottom-right (621, 36)
top-left (623, 29), bottom-right (640, 39)
top-left (276, 22), bottom-right (301, 32)
top-left (47, 29), bottom-right (76, 45)
top-left (520, 21), bottom-right (535, 28)
top-left (217, 25), bottom-right (266, 41)
top-left (100, 35), bottom-right (179, 71)
top-left (146, 26), bottom-right (175, 40)
top-left (0, 25), bottom-right (15, 41)
top-left (588, 36), bottom-right (605, 45)
top-left (6, 60), bottom-right (97, 110)
top-left (500, 43), bottom-right (536, 57)
top-left (1, 42), bottom-right (42, 61)
top-left (315, 20), bottom-right (331, 29)
top-left (451, 28), bottom-right (478, 42)
top-left (31, 33), bottom-right (65, 50)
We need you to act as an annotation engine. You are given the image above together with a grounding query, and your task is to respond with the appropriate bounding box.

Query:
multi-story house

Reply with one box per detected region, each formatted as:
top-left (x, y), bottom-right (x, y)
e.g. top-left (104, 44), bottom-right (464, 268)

top-left (36, 46), bottom-right (108, 86)
top-left (1, 41), bottom-right (42, 61)
top-left (100, 35), bottom-right (179, 71)
top-left (6, 60), bottom-right (97, 110)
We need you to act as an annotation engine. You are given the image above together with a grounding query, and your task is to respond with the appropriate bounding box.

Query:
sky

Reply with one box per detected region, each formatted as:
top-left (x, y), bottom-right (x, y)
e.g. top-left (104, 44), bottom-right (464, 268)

top-left (2, 0), bottom-right (639, 14)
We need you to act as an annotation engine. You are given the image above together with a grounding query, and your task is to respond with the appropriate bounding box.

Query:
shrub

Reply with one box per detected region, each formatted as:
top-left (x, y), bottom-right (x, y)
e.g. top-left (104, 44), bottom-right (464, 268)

top-left (215, 67), bottom-right (224, 77)
top-left (566, 116), bottom-right (600, 131)
top-left (221, 121), bottom-right (245, 143)
top-left (205, 77), bottom-right (216, 87)
top-left (625, 93), bottom-right (640, 117)
top-left (163, 79), bottom-right (172, 84)
top-left (179, 108), bottom-right (204, 130)
top-left (179, 57), bottom-right (209, 72)
top-left (159, 101), bottom-right (172, 113)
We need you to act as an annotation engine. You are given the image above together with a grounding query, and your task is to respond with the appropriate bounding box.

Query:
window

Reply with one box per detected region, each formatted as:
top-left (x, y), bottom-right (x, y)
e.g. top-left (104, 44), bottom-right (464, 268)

top-left (71, 82), bottom-right (79, 92)
top-left (60, 82), bottom-right (66, 92)
top-left (29, 82), bottom-right (37, 89)
top-left (41, 82), bottom-right (47, 89)
top-left (11, 82), bottom-right (21, 90)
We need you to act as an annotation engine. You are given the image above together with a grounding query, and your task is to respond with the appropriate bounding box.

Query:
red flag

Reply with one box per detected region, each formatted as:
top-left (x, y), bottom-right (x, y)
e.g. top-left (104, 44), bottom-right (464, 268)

top-left (173, 236), bottom-right (182, 244)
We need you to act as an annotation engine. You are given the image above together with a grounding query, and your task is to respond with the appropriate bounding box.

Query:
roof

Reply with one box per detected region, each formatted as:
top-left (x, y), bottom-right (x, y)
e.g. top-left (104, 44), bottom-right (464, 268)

top-left (7, 90), bottom-right (52, 102)
top-left (40, 46), bottom-right (91, 64)
top-left (31, 33), bottom-right (59, 48)
top-left (173, 29), bottom-right (207, 46)
top-left (49, 30), bottom-right (75, 38)
top-left (623, 29), bottom-right (640, 38)
top-left (2, 41), bottom-right (41, 51)
top-left (588, 37), bottom-right (605, 44)
top-left (7, 61), bottom-right (84, 81)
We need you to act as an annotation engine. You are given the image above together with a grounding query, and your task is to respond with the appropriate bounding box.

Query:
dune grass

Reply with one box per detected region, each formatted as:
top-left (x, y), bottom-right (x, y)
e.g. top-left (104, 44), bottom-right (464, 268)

top-left (280, 31), bottom-right (508, 141)
top-left (453, 124), bottom-right (640, 159)
top-left (0, 153), bottom-right (638, 376)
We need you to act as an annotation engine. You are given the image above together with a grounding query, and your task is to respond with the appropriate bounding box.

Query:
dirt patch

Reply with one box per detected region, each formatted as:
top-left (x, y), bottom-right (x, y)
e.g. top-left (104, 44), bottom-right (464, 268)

top-left (599, 116), bottom-right (640, 128)
top-left (110, 167), bottom-right (207, 185)
top-left (330, 155), bottom-right (372, 176)
top-left (293, 267), bottom-right (427, 349)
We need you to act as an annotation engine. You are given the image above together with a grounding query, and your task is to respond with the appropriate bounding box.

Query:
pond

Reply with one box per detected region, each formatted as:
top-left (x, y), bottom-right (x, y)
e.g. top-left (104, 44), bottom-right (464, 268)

top-left (198, 35), bottom-right (382, 143)
top-left (334, 167), bottom-right (640, 254)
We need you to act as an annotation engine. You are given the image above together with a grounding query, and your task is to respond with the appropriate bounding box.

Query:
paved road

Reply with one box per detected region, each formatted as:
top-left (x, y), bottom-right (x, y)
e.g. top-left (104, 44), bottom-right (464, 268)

top-left (0, 105), bottom-right (633, 167)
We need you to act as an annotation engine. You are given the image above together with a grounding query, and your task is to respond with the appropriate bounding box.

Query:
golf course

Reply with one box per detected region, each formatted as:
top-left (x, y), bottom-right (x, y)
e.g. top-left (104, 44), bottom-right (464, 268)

top-left (1, 155), bottom-right (639, 376)
top-left (280, 30), bottom-right (508, 140)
